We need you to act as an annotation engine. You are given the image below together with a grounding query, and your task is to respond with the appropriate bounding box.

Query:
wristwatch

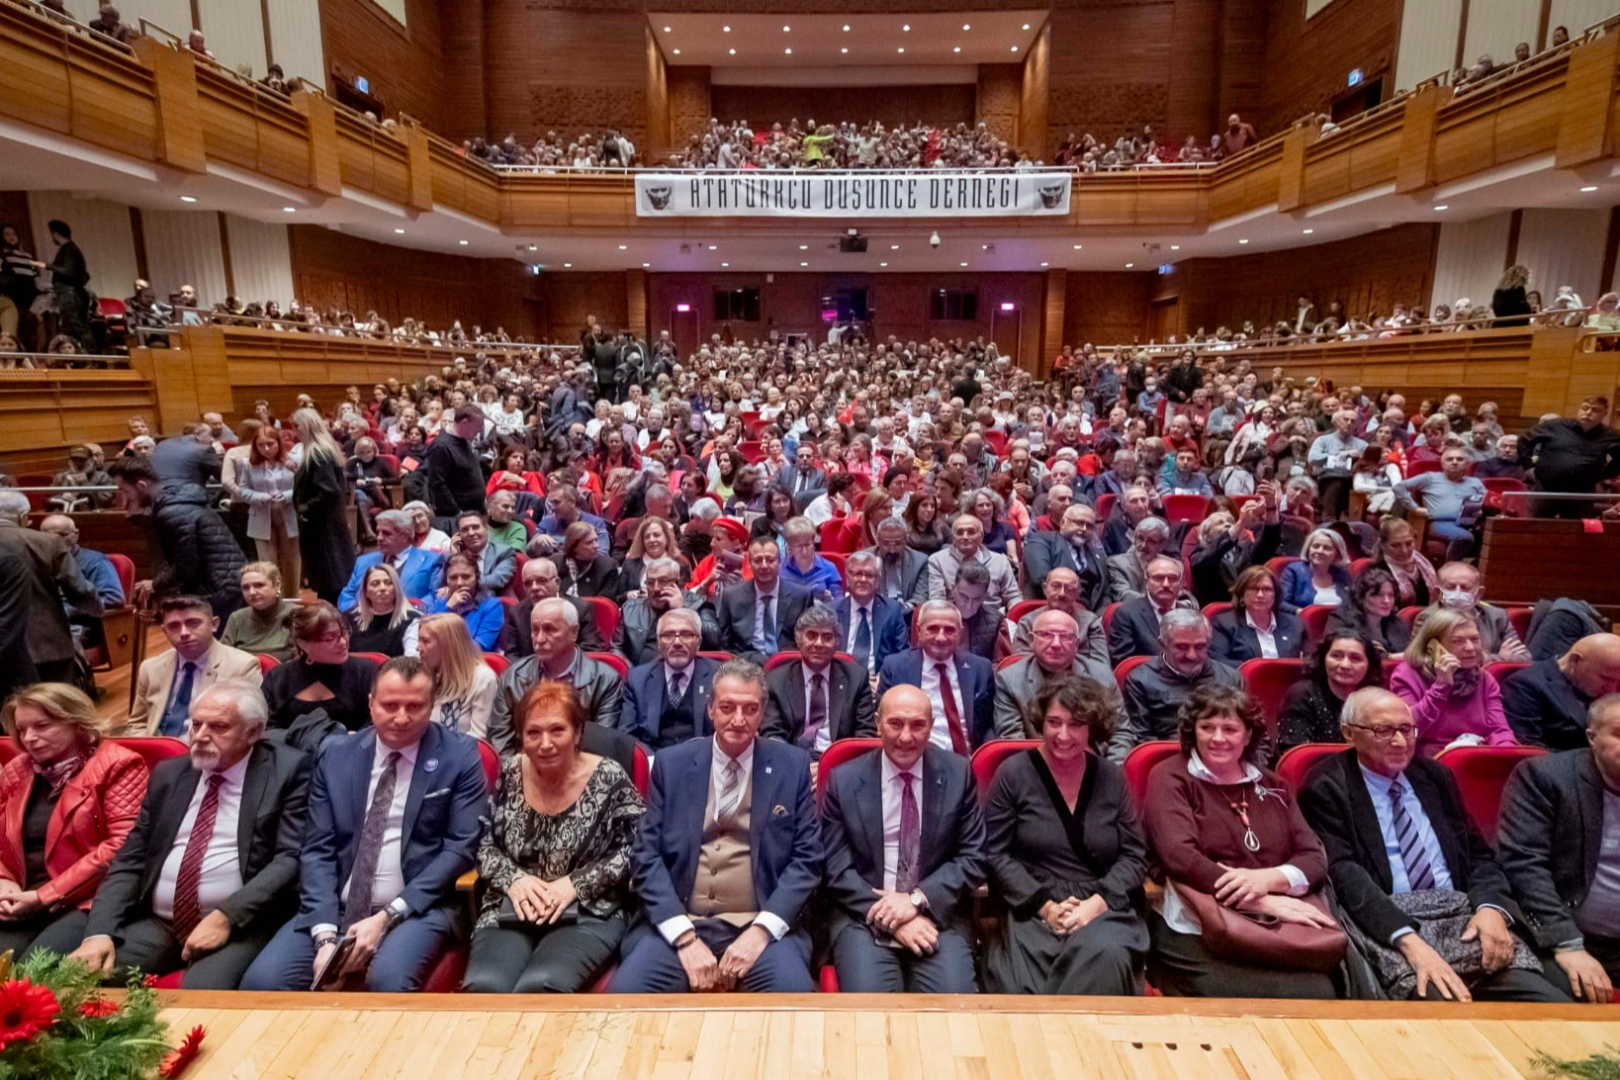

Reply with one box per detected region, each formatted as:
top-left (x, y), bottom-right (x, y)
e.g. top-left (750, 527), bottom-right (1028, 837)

top-left (908, 888), bottom-right (927, 911)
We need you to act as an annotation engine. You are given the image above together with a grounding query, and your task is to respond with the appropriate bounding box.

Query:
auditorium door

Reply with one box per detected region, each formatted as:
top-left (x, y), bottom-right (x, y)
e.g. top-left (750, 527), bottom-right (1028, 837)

top-left (668, 307), bottom-right (699, 357)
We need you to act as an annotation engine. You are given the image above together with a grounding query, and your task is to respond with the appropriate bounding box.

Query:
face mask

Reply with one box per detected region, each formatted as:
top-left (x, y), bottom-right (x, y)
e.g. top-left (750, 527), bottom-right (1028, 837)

top-left (1440, 588), bottom-right (1475, 610)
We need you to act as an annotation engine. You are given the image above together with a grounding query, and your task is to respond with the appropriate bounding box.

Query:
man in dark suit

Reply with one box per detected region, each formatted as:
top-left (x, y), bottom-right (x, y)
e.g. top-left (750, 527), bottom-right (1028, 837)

top-left (993, 610), bottom-right (1121, 737)
top-left (613, 556), bottom-right (717, 667)
top-left (621, 607), bottom-right (719, 753)
top-left (488, 598), bottom-right (622, 755)
top-left (1299, 688), bottom-right (1567, 1002)
top-left (775, 444), bottom-right (827, 510)
top-left (762, 603), bottom-right (876, 754)
top-left (0, 490), bottom-right (101, 683)
top-left (241, 658), bottom-right (487, 993)
top-left (835, 550), bottom-right (909, 676)
top-left (609, 659), bottom-right (824, 993)
top-left (495, 557), bottom-right (605, 657)
top-left (1501, 634), bottom-right (1620, 750)
top-left (1021, 504), bottom-right (1106, 610)
top-left (1107, 556), bottom-right (1199, 663)
top-left (337, 510), bottom-right (445, 612)
top-left (71, 681), bottom-right (310, 989)
top-left (877, 600), bottom-right (996, 753)
top-left (866, 518), bottom-right (929, 611)
top-left (0, 546), bottom-right (37, 700)
top-left (1499, 694), bottom-right (1620, 1002)
top-left (714, 535), bottom-right (813, 661)
top-left (820, 683), bottom-right (986, 992)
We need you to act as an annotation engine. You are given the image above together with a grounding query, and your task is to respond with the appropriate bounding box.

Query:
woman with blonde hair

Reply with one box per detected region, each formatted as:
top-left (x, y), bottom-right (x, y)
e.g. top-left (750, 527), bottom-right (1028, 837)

top-left (291, 408), bottom-right (354, 604)
top-left (1389, 608), bottom-right (1516, 757)
top-left (0, 683), bottom-right (148, 958)
top-left (345, 562), bottom-right (421, 657)
top-left (1492, 264), bottom-right (1534, 327)
top-left (620, 516), bottom-right (687, 597)
top-left (417, 613), bottom-right (499, 738)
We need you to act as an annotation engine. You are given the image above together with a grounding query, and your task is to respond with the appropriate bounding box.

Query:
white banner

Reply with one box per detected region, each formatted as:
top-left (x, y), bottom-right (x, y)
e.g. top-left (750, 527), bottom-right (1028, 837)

top-left (634, 171), bottom-right (1073, 218)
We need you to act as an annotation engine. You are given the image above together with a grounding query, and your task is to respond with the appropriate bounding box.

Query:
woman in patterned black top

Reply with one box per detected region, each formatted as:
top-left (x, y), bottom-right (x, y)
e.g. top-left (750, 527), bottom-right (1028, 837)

top-left (462, 682), bottom-right (644, 994)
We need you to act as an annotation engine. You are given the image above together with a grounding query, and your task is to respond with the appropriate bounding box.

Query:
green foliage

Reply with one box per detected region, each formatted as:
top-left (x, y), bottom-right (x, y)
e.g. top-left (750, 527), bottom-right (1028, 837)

top-left (0, 951), bottom-right (172, 1080)
top-left (1535, 1047), bottom-right (1620, 1080)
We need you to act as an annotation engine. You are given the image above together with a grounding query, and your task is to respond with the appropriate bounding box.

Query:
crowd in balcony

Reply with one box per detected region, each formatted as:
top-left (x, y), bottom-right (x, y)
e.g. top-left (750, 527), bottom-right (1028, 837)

top-left (465, 130), bottom-right (640, 170)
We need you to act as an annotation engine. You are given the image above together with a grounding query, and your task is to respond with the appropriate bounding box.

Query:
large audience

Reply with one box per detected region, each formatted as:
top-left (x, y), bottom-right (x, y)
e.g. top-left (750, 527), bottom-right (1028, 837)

top-left (0, 312), bottom-right (1615, 1004)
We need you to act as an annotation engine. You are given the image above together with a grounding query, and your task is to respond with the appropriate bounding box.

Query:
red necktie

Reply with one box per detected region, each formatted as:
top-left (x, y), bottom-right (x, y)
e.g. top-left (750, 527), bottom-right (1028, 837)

top-left (171, 774), bottom-right (225, 942)
top-left (934, 662), bottom-right (969, 755)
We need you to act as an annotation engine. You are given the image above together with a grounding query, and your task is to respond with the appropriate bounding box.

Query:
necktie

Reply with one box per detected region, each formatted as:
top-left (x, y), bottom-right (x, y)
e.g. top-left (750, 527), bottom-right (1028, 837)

top-left (760, 592), bottom-right (777, 652)
top-left (345, 751), bottom-right (402, 929)
top-left (1387, 781), bottom-right (1437, 892)
top-left (170, 773), bottom-right (224, 942)
top-left (796, 472), bottom-right (806, 494)
top-left (934, 662), bottom-right (969, 755)
top-left (159, 662), bottom-right (197, 737)
top-left (668, 670), bottom-right (685, 703)
top-left (896, 771), bottom-right (920, 893)
top-left (715, 757), bottom-right (744, 825)
top-left (854, 607), bottom-right (873, 670)
top-left (804, 672), bottom-right (827, 748)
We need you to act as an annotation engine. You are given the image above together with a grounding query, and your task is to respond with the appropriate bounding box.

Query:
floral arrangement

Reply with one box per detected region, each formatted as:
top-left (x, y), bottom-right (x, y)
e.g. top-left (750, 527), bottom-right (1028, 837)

top-left (1536, 1048), bottom-right (1620, 1079)
top-left (0, 950), bottom-right (204, 1080)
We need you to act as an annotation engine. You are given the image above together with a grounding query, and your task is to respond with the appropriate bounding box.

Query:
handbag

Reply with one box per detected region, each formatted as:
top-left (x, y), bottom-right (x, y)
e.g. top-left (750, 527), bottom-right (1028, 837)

top-left (1175, 884), bottom-right (1348, 973)
top-left (496, 897), bottom-right (579, 932)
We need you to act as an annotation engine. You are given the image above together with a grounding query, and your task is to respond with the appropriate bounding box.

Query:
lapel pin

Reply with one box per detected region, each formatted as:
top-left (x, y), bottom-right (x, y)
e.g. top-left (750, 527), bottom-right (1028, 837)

top-left (765, 766), bottom-right (773, 775)
top-left (424, 758), bottom-right (439, 773)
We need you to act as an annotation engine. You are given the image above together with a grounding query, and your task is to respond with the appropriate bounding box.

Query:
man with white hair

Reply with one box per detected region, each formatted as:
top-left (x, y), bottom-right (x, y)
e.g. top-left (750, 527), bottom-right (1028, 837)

top-left (72, 681), bottom-right (311, 988)
top-left (486, 597), bottom-right (623, 756)
top-left (1113, 610), bottom-right (1241, 761)
top-left (0, 488), bottom-right (101, 683)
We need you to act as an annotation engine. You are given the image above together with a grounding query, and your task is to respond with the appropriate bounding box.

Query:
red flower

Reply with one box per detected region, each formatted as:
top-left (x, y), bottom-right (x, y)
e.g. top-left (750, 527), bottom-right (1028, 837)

top-left (0, 978), bottom-right (60, 1048)
top-left (142, 974), bottom-right (160, 989)
top-left (79, 998), bottom-right (119, 1019)
top-left (159, 1025), bottom-right (206, 1078)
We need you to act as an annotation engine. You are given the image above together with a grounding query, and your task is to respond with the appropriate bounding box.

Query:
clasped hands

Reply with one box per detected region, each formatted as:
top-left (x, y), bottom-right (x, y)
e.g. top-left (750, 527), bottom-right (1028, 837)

top-left (676, 923), bottom-right (772, 992)
top-left (1039, 894), bottom-right (1108, 937)
top-left (507, 874), bottom-right (577, 925)
top-left (869, 888), bottom-right (937, 956)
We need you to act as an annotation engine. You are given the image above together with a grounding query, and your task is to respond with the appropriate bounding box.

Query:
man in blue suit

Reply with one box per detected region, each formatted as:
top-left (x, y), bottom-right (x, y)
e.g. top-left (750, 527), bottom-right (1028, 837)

top-left (609, 658), bottom-right (824, 993)
top-left (820, 684), bottom-right (986, 993)
top-left (620, 607), bottom-right (720, 754)
top-left (836, 550), bottom-right (909, 676)
top-left (240, 657), bottom-right (487, 992)
top-left (876, 600), bottom-right (996, 753)
top-left (336, 510), bottom-right (444, 611)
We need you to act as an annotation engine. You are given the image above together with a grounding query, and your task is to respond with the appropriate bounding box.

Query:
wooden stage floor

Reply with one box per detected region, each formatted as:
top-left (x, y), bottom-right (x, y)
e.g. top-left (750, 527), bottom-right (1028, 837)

top-left (158, 991), bottom-right (1620, 1079)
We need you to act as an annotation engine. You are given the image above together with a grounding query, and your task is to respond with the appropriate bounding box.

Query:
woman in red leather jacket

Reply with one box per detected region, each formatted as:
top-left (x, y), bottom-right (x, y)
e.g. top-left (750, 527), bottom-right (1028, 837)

top-left (0, 684), bottom-right (148, 958)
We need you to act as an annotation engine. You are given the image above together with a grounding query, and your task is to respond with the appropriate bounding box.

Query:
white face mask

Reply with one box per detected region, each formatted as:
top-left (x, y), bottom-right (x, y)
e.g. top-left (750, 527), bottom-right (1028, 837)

top-left (1440, 588), bottom-right (1476, 610)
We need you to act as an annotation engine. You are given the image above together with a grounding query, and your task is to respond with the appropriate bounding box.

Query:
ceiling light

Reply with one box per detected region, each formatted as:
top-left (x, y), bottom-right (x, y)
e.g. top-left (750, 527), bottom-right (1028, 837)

top-left (799, 244), bottom-right (808, 250)
top-left (842, 24), bottom-right (850, 31)
top-left (1170, 244), bottom-right (1180, 250)
top-left (902, 23), bottom-right (910, 31)
top-left (394, 227), bottom-right (405, 234)
top-left (897, 47), bottom-right (905, 54)
top-left (1582, 185), bottom-right (1600, 192)
top-left (960, 262), bottom-right (969, 267)
top-left (1125, 262), bottom-right (1134, 268)
top-left (891, 244), bottom-right (900, 250)
top-left (840, 47), bottom-right (848, 53)
top-left (784, 47), bottom-right (791, 54)
top-left (707, 244), bottom-right (717, 250)
top-left (1072, 244), bottom-right (1082, 250)
top-left (729, 48), bottom-right (736, 55)
top-left (528, 244), bottom-right (537, 251)
top-left (563, 262), bottom-right (571, 267)
top-left (672, 48), bottom-right (680, 55)
top-left (459, 239), bottom-right (469, 245)
top-left (618, 244), bottom-right (628, 250)
top-left (1010, 45), bottom-right (1019, 52)
top-left (642, 262), bottom-right (650, 268)
top-left (282, 206), bottom-right (297, 213)
top-left (953, 46), bottom-right (961, 53)
top-left (1302, 228), bottom-right (1314, 234)
top-left (880, 261), bottom-right (888, 267)
top-left (179, 195), bottom-right (197, 203)
top-left (1433, 204), bottom-right (1448, 211)
top-left (1238, 238), bottom-right (1249, 244)
top-left (1022, 23), bottom-right (1031, 30)
top-left (963, 23), bottom-right (971, 30)
top-left (721, 262), bottom-right (730, 267)
top-left (1040, 261), bottom-right (1049, 267)
top-left (722, 24), bottom-right (730, 32)
top-left (782, 25), bottom-right (790, 32)
top-left (662, 26), bottom-right (671, 32)
top-left (800, 261), bottom-right (808, 267)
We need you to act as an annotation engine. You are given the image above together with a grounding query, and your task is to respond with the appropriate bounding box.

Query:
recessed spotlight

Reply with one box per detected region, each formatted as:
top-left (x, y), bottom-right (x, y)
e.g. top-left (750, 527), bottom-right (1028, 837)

top-left (563, 262), bottom-right (571, 268)
top-left (722, 24), bottom-right (730, 32)
top-left (800, 261), bottom-right (808, 267)
top-left (891, 244), bottom-right (900, 250)
top-left (459, 239), bottom-right (469, 246)
top-left (1170, 244), bottom-right (1180, 250)
top-left (963, 23), bottom-right (971, 30)
top-left (1302, 228), bottom-right (1314, 235)
top-left (784, 47), bottom-right (792, 54)
top-left (1582, 185), bottom-right (1600, 192)
top-left (897, 47), bottom-right (905, 54)
top-left (708, 244), bottom-right (717, 250)
top-left (282, 206), bottom-right (297, 213)
top-left (672, 48), bottom-right (680, 55)
top-left (953, 46), bottom-right (961, 53)
top-left (721, 262), bottom-right (730, 267)
top-left (902, 23), bottom-right (910, 31)
top-left (730, 48), bottom-right (736, 55)
top-left (1022, 23), bottom-right (1031, 30)
top-left (1072, 244), bottom-right (1082, 250)
top-left (960, 261), bottom-right (969, 267)
top-left (1040, 261), bottom-right (1049, 267)
top-left (880, 261), bottom-right (889, 267)
top-left (840, 47), bottom-right (848, 54)
top-left (643, 262), bottom-right (651, 268)
top-left (842, 24), bottom-right (849, 31)
top-left (618, 244), bottom-right (628, 250)
top-left (1010, 45), bottom-right (1019, 52)
top-left (394, 228), bottom-right (406, 234)
top-left (662, 25), bottom-right (671, 32)
top-left (1238, 238), bottom-right (1249, 244)
top-left (1125, 262), bottom-right (1134, 268)
top-left (1433, 204), bottom-right (1448, 211)
top-left (528, 244), bottom-right (538, 251)
top-left (179, 195), bottom-right (197, 203)
top-left (799, 244), bottom-right (808, 250)
top-left (782, 25), bottom-right (790, 32)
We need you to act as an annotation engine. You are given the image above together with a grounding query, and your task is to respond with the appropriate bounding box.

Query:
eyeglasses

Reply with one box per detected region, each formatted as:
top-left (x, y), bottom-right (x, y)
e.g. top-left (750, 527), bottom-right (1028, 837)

top-left (1346, 723), bottom-right (1416, 742)
top-left (1032, 630), bottom-right (1078, 643)
top-left (657, 629), bottom-right (699, 641)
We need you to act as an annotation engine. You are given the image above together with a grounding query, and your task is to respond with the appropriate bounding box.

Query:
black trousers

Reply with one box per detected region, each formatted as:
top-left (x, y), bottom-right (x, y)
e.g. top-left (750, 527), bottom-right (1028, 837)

top-left (831, 922), bottom-right (977, 994)
top-left (111, 916), bottom-right (276, 990)
top-left (1410, 965), bottom-right (1569, 1002)
top-left (1538, 934), bottom-right (1620, 1000)
top-left (1147, 913), bottom-right (1339, 1000)
top-left (462, 912), bottom-right (626, 994)
top-left (0, 908), bottom-right (89, 960)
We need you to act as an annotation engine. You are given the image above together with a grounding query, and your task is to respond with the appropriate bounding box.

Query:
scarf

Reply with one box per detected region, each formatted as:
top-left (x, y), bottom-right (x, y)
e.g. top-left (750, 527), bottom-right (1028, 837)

top-left (34, 753), bottom-right (86, 798)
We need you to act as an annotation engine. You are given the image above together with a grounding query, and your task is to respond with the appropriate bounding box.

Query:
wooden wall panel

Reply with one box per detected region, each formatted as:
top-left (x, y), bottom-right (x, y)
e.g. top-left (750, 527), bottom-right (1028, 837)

top-left (438, 0), bottom-right (487, 145)
top-left (319, 0), bottom-right (445, 131)
top-left (646, 25), bottom-right (670, 158)
top-left (666, 67), bottom-right (712, 163)
top-left (286, 226), bottom-right (534, 338)
top-left (1046, 2), bottom-right (1178, 156)
top-left (1260, 0), bottom-right (1404, 133)
top-left (977, 65), bottom-right (1021, 149)
top-left (706, 85), bottom-right (977, 133)
top-left (1063, 271), bottom-right (1153, 349)
top-left (1018, 23), bottom-right (1050, 159)
top-left (1152, 223), bottom-right (1440, 338)
top-left (530, 272), bottom-right (630, 345)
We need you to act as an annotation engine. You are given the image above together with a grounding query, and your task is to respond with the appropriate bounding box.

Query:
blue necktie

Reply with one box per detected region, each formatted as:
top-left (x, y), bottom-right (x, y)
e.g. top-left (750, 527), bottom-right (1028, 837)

top-left (159, 661), bottom-right (196, 737)
top-left (1388, 781), bottom-right (1437, 892)
top-left (854, 607), bottom-right (873, 670)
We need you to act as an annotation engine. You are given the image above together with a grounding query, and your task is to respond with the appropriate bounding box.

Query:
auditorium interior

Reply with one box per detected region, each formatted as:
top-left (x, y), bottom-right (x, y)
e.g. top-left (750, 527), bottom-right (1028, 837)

top-left (7, 0), bottom-right (1620, 1076)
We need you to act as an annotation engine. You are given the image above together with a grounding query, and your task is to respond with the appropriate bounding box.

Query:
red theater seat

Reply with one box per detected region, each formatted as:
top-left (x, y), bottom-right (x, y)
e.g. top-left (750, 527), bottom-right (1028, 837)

top-left (1299, 604), bottom-right (1336, 641)
top-left (582, 595), bottom-right (621, 643)
top-left (1435, 744), bottom-right (1548, 847)
top-left (483, 653), bottom-right (509, 676)
top-left (257, 653), bottom-right (279, 677)
top-left (814, 738), bottom-right (881, 804)
top-left (970, 740), bottom-right (1038, 800)
top-left (1162, 494), bottom-right (1210, 526)
top-left (587, 652), bottom-right (629, 680)
top-left (1122, 741), bottom-right (1181, 804)
top-left (1239, 658), bottom-right (1304, 733)
top-left (1275, 743), bottom-right (1345, 793)
top-left (1113, 655), bottom-right (1151, 692)
top-left (113, 737), bottom-right (189, 771)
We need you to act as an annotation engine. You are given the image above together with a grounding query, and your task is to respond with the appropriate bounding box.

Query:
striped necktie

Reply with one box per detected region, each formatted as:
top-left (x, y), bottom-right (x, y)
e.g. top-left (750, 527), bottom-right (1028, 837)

top-left (715, 758), bottom-right (744, 825)
top-left (1388, 781), bottom-right (1437, 892)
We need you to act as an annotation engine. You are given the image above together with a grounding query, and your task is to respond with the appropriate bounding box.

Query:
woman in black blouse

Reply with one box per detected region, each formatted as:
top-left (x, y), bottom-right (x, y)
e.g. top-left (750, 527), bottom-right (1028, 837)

top-left (462, 682), bottom-right (644, 994)
top-left (345, 563), bottom-right (420, 657)
top-left (1325, 568), bottom-right (1410, 659)
top-left (263, 602), bottom-right (378, 731)
top-left (1273, 627), bottom-right (1382, 761)
top-left (291, 408), bottom-right (356, 605)
top-left (552, 521), bottom-right (621, 602)
top-left (982, 677), bottom-right (1149, 996)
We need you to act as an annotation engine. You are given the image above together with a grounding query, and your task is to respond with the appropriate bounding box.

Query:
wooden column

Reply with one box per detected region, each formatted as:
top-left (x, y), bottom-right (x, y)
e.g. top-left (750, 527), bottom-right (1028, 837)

top-left (404, 123), bottom-right (434, 214)
top-left (131, 38), bottom-right (205, 174)
top-left (1556, 28), bottom-right (1620, 169)
top-left (626, 269), bottom-right (648, 341)
top-left (1041, 268), bottom-right (1066, 377)
top-left (1276, 126), bottom-right (1312, 213)
top-left (1396, 84), bottom-right (1450, 194)
top-left (291, 90), bottom-right (342, 197)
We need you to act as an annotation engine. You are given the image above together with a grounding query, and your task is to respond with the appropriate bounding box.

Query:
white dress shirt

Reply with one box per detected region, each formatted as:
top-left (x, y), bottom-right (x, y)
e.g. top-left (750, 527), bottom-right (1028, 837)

top-left (153, 754), bottom-right (250, 922)
top-left (845, 600), bottom-right (876, 655)
top-left (801, 662), bottom-right (834, 753)
top-left (880, 753), bottom-right (925, 891)
top-left (919, 656), bottom-right (966, 752)
top-left (1245, 610), bottom-right (1280, 660)
top-left (752, 584), bottom-right (780, 651)
top-left (342, 738), bottom-right (418, 913)
top-left (656, 739), bottom-right (790, 946)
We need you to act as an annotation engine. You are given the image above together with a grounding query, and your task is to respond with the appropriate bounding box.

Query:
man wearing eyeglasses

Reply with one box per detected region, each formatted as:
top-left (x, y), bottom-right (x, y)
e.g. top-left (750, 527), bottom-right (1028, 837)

top-left (992, 610), bottom-right (1121, 739)
top-left (619, 608), bottom-right (722, 755)
top-left (1021, 504), bottom-right (1106, 611)
top-left (1298, 687), bottom-right (1567, 1002)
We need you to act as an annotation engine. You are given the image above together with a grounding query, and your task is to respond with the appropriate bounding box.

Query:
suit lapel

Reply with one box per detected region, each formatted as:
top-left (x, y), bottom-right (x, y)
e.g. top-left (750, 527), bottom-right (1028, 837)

top-left (748, 740), bottom-right (775, 860)
top-left (237, 743), bottom-right (270, 867)
top-left (850, 752), bottom-right (881, 865)
top-left (1409, 764), bottom-right (1464, 888)
top-left (1339, 752), bottom-right (1396, 892)
top-left (1577, 753), bottom-right (1605, 883)
top-left (402, 726), bottom-right (438, 846)
top-left (151, 766), bottom-right (202, 891)
top-left (921, 750), bottom-right (949, 873)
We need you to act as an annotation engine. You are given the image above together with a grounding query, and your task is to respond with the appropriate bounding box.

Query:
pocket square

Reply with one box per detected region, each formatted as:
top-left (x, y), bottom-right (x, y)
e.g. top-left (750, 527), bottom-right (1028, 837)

top-left (771, 804), bottom-right (789, 817)
top-left (423, 789), bottom-right (450, 800)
